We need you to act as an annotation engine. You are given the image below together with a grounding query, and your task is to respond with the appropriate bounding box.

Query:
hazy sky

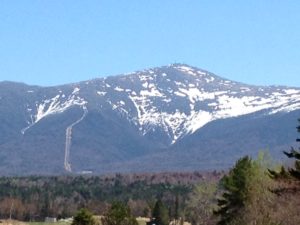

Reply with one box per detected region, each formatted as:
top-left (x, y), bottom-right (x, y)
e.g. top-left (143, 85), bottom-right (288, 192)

top-left (0, 1), bottom-right (300, 87)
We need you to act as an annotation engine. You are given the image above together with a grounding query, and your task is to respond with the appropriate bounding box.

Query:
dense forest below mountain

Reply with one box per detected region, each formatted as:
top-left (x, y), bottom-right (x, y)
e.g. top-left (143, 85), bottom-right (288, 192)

top-left (0, 171), bottom-right (222, 221)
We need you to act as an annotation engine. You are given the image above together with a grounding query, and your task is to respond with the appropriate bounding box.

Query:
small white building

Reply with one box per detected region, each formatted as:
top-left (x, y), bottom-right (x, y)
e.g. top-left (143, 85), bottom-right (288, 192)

top-left (45, 217), bottom-right (57, 223)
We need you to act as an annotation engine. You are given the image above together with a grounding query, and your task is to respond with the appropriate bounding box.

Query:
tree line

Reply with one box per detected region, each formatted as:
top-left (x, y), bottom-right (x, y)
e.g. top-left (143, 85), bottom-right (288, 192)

top-left (0, 171), bottom-right (221, 221)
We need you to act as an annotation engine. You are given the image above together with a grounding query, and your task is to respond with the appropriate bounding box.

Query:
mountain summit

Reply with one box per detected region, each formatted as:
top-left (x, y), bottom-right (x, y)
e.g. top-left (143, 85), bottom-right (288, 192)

top-left (1, 64), bottom-right (300, 175)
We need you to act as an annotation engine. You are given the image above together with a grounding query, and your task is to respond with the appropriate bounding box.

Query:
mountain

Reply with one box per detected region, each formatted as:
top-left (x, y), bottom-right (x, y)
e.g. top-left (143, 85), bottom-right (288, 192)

top-left (0, 64), bottom-right (300, 175)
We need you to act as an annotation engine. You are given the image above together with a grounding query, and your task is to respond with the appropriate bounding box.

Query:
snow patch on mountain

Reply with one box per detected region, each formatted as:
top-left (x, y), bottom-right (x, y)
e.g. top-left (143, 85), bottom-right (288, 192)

top-left (175, 65), bottom-right (198, 76)
top-left (35, 94), bottom-right (86, 122)
top-left (114, 86), bottom-right (124, 92)
top-left (97, 91), bottom-right (106, 96)
top-left (110, 65), bottom-right (300, 145)
top-left (184, 110), bottom-right (213, 134)
top-left (72, 87), bottom-right (80, 94)
top-left (22, 93), bottom-right (87, 134)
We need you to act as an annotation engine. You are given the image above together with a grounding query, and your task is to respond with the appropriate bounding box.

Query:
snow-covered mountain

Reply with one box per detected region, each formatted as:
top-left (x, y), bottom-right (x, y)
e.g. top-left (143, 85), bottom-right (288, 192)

top-left (0, 64), bottom-right (300, 175)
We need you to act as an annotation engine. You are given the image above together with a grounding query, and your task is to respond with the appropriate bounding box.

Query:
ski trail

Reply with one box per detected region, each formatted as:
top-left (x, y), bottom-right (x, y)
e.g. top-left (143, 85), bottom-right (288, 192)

top-left (64, 106), bottom-right (88, 172)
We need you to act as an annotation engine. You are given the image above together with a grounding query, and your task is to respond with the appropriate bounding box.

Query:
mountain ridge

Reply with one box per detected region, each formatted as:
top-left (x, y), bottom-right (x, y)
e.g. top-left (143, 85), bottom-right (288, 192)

top-left (3, 63), bottom-right (296, 88)
top-left (0, 64), bottom-right (299, 175)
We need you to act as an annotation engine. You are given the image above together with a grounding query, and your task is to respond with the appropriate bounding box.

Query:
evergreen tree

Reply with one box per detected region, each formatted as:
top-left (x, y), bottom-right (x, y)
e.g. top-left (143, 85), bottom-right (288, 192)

top-left (267, 119), bottom-right (300, 224)
top-left (269, 118), bottom-right (300, 180)
top-left (283, 119), bottom-right (300, 179)
top-left (214, 156), bottom-right (254, 225)
top-left (72, 208), bottom-right (95, 225)
top-left (152, 200), bottom-right (169, 225)
top-left (174, 194), bottom-right (179, 222)
top-left (101, 201), bottom-right (138, 225)
top-left (215, 153), bottom-right (276, 225)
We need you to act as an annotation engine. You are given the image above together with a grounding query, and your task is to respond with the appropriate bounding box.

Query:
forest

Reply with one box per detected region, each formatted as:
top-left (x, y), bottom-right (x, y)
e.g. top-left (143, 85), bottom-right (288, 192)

top-left (0, 171), bottom-right (221, 221)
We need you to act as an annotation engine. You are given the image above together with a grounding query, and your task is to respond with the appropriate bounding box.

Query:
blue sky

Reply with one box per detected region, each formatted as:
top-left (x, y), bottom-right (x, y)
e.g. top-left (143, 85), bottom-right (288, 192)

top-left (0, 1), bottom-right (300, 87)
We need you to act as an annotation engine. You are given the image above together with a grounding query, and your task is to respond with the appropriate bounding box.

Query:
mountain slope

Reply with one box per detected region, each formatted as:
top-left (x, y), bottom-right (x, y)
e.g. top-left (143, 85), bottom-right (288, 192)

top-left (0, 64), bottom-right (300, 175)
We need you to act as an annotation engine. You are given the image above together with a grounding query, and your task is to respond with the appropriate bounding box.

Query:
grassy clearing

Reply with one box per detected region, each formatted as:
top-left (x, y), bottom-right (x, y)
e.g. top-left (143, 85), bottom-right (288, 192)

top-left (136, 217), bottom-right (148, 225)
top-left (137, 220), bottom-right (146, 225)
